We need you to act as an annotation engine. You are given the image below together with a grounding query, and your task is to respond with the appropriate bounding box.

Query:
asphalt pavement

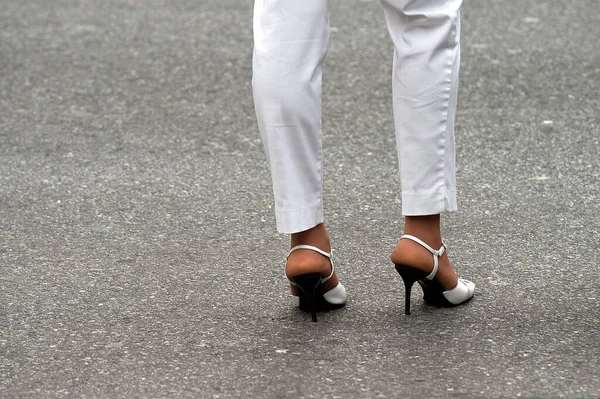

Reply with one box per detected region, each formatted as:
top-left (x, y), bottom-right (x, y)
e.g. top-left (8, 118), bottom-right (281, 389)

top-left (1, 0), bottom-right (599, 397)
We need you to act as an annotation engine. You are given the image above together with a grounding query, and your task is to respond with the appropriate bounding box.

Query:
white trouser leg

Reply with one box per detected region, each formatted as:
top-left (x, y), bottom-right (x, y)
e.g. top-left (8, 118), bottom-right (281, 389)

top-left (381, 0), bottom-right (462, 215)
top-left (252, 0), bottom-right (330, 234)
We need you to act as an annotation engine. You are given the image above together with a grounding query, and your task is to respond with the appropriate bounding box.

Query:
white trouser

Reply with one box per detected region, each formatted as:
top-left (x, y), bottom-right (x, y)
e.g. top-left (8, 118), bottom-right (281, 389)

top-left (253, 0), bottom-right (462, 234)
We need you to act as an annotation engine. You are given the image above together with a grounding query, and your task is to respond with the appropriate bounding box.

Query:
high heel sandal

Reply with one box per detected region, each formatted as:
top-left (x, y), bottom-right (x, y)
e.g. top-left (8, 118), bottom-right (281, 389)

top-left (394, 235), bottom-right (475, 315)
top-left (287, 245), bottom-right (347, 322)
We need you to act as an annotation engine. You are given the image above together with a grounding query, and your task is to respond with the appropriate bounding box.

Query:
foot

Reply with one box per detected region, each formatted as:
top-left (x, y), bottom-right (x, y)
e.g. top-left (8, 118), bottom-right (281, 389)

top-left (285, 223), bottom-right (340, 295)
top-left (391, 238), bottom-right (458, 291)
top-left (390, 215), bottom-right (459, 291)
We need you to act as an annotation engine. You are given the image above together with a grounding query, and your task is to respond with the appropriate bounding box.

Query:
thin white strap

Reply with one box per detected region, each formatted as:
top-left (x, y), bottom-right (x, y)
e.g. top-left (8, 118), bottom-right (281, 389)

top-left (286, 245), bottom-right (335, 283)
top-left (400, 235), bottom-right (446, 280)
top-left (287, 245), bottom-right (331, 259)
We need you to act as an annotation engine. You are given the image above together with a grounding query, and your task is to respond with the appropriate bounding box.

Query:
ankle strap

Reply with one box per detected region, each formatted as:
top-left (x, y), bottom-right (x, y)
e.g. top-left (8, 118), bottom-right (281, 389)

top-left (287, 245), bottom-right (331, 259)
top-left (400, 235), bottom-right (446, 280)
top-left (287, 245), bottom-right (335, 283)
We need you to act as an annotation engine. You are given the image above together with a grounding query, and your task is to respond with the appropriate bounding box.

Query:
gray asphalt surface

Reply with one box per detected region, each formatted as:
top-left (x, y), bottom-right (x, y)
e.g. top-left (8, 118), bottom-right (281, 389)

top-left (1, 0), bottom-right (599, 398)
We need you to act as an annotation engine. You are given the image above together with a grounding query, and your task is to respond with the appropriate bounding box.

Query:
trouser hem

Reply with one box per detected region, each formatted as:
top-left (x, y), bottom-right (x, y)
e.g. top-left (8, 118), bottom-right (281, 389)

top-left (275, 204), bottom-right (324, 234)
top-left (402, 188), bottom-right (457, 216)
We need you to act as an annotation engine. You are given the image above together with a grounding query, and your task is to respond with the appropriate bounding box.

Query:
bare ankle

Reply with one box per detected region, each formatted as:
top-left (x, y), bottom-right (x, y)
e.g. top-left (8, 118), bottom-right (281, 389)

top-left (403, 215), bottom-right (442, 247)
top-left (290, 223), bottom-right (331, 251)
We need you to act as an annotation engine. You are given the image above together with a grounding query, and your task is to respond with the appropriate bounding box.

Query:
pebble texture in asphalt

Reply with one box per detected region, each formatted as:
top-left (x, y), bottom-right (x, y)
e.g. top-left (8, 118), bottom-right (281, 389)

top-left (1, 0), bottom-right (599, 397)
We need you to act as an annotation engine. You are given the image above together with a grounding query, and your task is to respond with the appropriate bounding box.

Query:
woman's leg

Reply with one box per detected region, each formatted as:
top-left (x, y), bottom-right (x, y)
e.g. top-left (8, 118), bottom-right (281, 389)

top-left (252, 0), bottom-right (339, 289)
top-left (252, 0), bottom-right (330, 235)
top-left (381, 0), bottom-right (463, 289)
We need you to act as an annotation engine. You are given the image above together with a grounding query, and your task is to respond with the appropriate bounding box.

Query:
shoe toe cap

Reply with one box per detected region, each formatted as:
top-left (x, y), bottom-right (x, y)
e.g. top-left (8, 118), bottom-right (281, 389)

top-left (460, 278), bottom-right (475, 297)
top-left (444, 278), bottom-right (475, 305)
top-left (323, 282), bottom-right (347, 305)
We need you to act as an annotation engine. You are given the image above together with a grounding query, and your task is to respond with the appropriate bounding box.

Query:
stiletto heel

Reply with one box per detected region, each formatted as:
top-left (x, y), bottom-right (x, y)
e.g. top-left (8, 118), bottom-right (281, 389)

top-left (394, 263), bottom-right (429, 315)
top-left (394, 235), bottom-right (475, 314)
top-left (290, 273), bottom-right (322, 322)
top-left (286, 245), bottom-right (347, 322)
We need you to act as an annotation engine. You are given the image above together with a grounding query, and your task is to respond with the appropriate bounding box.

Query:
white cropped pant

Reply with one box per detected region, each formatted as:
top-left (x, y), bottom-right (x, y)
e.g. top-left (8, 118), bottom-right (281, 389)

top-left (253, 0), bottom-right (462, 234)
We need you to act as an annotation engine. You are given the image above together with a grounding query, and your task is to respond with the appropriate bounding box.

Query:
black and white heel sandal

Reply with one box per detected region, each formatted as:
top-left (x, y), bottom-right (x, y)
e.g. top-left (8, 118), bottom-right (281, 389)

top-left (394, 234), bottom-right (475, 315)
top-left (287, 245), bottom-right (347, 322)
